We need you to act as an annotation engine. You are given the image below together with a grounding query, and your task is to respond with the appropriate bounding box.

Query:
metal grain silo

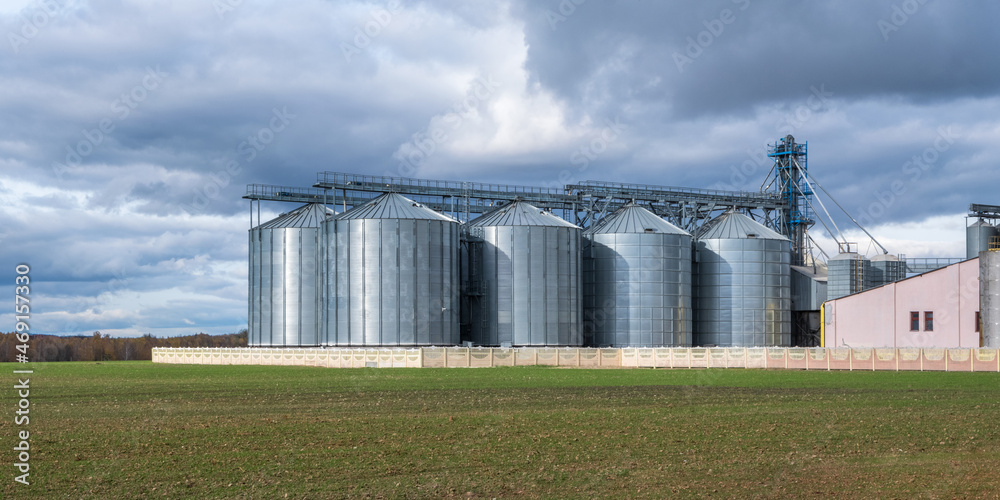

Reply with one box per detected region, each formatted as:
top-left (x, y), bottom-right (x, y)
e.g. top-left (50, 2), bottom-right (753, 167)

top-left (583, 204), bottom-right (692, 347)
top-left (827, 251), bottom-right (871, 300)
top-left (980, 247), bottom-right (1000, 348)
top-left (967, 219), bottom-right (999, 259)
top-left (249, 203), bottom-right (332, 347)
top-left (693, 211), bottom-right (791, 347)
top-left (870, 253), bottom-right (906, 288)
top-left (466, 200), bottom-right (582, 346)
top-left (324, 193), bottom-right (460, 346)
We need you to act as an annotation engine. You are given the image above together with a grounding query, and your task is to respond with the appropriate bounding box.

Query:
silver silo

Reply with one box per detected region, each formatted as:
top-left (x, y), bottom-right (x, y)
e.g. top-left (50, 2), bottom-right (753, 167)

top-left (967, 219), bottom-right (999, 259)
top-left (249, 203), bottom-right (332, 347)
top-left (980, 248), bottom-right (1000, 348)
top-left (583, 204), bottom-right (692, 347)
top-left (870, 253), bottom-right (906, 288)
top-left (324, 193), bottom-right (460, 346)
top-left (693, 211), bottom-right (791, 347)
top-left (827, 250), bottom-right (871, 300)
top-left (466, 200), bottom-right (582, 346)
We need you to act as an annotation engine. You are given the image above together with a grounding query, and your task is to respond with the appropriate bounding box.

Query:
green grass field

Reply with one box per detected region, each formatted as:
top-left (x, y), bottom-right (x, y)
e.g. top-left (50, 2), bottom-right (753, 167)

top-left (2, 362), bottom-right (1000, 498)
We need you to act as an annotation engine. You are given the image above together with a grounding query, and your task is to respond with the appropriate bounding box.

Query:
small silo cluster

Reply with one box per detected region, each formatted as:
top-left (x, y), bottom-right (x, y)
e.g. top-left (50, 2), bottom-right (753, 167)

top-left (582, 203), bottom-right (692, 347)
top-left (248, 203), bottom-right (332, 346)
top-left (693, 211), bottom-right (791, 347)
top-left (325, 193), bottom-right (460, 347)
top-left (827, 251), bottom-right (871, 300)
top-left (968, 219), bottom-right (999, 259)
top-left (465, 200), bottom-right (583, 346)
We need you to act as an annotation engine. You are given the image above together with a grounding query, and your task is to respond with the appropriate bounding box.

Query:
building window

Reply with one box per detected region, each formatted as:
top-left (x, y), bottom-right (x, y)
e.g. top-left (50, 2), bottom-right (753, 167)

top-left (924, 311), bottom-right (934, 332)
top-left (909, 311), bottom-right (919, 331)
top-left (976, 311), bottom-right (981, 333)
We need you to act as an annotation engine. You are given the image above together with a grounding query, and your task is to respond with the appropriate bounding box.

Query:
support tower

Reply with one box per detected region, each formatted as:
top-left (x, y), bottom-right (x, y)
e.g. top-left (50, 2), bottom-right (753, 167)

top-left (769, 135), bottom-right (814, 266)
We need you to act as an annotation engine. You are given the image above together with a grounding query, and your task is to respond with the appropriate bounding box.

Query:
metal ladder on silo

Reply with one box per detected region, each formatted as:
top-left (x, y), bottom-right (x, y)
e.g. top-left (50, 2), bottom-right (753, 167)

top-left (854, 257), bottom-right (865, 293)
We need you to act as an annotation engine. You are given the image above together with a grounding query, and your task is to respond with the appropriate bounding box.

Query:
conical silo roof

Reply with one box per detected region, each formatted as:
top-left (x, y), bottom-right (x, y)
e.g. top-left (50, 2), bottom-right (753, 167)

top-left (584, 203), bottom-right (689, 235)
top-left (256, 203), bottom-right (333, 229)
top-left (870, 253), bottom-right (900, 262)
top-left (468, 200), bottom-right (580, 228)
top-left (697, 211), bottom-right (786, 240)
top-left (336, 193), bottom-right (456, 222)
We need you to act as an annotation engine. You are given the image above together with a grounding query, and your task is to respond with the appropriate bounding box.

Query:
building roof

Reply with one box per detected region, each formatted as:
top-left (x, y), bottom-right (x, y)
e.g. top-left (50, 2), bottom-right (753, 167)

top-left (336, 193), bottom-right (456, 222)
top-left (697, 211), bottom-right (787, 240)
top-left (827, 255), bottom-right (980, 301)
top-left (468, 200), bottom-right (580, 228)
top-left (256, 203), bottom-right (333, 229)
top-left (584, 203), bottom-right (689, 236)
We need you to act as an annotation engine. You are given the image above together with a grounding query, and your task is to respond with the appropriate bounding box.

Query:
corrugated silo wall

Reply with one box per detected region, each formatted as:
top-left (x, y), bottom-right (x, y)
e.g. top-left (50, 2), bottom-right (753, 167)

top-left (980, 250), bottom-right (1000, 348)
top-left (870, 259), bottom-right (906, 288)
top-left (248, 226), bottom-right (323, 346)
top-left (827, 257), bottom-right (871, 300)
top-left (323, 218), bottom-right (460, 347)
top-left (693, 238), bottom-right (791, 347)
top-left (468, 225), bottom-right (582, 346)
top-left (969, 222), bottom-right (999, 259)
top-left (583, 232), bottom-right (692, 347)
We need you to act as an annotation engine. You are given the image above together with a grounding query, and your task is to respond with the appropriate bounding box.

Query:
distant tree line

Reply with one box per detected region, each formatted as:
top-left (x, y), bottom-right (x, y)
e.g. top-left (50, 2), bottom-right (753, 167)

top-left (0, 330), bottom-right (248, 362)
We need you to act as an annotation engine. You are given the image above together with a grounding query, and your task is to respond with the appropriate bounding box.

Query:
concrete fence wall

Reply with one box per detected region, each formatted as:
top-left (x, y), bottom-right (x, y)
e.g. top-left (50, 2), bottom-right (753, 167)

top-left (152, 347), bottom-right (1000, 372)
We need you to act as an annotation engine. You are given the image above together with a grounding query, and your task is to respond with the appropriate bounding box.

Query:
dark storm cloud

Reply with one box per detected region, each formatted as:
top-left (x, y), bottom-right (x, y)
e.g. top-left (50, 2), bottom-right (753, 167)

top-left (501, 0), bottom-right (1000, 231)
top-left (513, 0), bottom-right (1000, 118)
top-left (2, 0), bottom-right (454, 217)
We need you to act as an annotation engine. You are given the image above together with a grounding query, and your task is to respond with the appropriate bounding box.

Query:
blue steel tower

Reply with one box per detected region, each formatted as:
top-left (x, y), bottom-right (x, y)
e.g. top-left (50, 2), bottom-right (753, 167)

top-left (769, 135), bottom-right (813, 266)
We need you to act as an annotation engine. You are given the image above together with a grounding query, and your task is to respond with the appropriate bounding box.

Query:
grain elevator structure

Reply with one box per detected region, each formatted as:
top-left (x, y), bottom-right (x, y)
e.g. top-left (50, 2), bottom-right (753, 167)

top-left (244, 136), bottom-right (929, 349)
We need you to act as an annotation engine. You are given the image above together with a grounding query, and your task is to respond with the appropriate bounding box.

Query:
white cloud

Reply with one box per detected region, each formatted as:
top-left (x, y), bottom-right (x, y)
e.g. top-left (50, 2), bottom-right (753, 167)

top-left (0, 173), bottom-right (251, 336)
top-left (809, 213), bottom-right (967, 260)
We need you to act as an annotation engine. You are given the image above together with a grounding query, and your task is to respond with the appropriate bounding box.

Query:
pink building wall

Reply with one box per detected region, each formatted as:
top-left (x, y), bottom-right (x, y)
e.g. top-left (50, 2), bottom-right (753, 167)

top-left (823, 258), bottom-right (981, 348)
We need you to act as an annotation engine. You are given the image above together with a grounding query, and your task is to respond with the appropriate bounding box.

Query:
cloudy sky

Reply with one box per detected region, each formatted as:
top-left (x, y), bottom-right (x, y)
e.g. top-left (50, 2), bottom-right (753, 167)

top-left (2, 0), bottom-right (998, 337)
